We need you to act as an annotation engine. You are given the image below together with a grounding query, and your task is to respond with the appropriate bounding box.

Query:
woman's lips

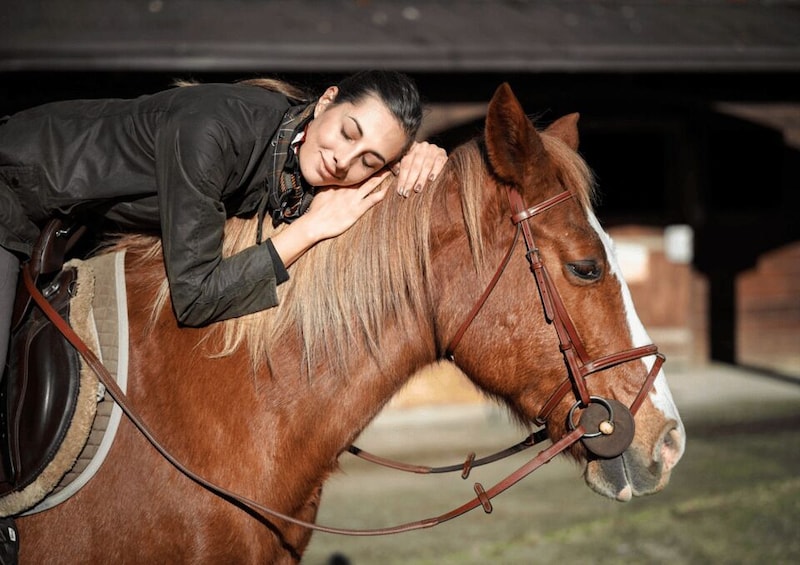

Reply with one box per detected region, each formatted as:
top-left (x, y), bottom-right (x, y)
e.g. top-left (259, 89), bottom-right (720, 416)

top-left (320, 158), bottom-right (342, 183)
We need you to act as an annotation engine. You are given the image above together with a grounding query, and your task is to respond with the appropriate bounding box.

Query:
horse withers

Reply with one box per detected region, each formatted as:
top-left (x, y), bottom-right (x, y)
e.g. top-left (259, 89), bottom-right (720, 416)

top-left (17, 83), bottom-right (685, 563)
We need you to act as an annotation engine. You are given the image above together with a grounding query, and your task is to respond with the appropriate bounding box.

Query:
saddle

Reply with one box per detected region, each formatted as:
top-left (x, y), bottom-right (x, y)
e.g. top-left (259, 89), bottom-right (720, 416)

top-left (0, 220), bottom-right (89, 505)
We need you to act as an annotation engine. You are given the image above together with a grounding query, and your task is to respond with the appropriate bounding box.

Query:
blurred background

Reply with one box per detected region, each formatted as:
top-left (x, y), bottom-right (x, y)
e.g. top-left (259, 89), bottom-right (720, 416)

top-left (3, 1), bottom-right (799, 563)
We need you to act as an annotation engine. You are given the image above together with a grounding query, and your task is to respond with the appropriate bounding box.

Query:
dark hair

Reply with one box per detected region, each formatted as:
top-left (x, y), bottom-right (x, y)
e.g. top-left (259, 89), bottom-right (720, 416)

top-left (241, 70), bottom-right (423, 155)
top-left (332, 70), bottom-right (423, 153)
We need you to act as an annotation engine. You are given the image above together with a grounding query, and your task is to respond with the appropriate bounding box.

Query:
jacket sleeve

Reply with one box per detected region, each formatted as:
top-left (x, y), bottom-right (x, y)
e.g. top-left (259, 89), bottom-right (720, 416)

top-left (154, 107), bottom-right (282, 326)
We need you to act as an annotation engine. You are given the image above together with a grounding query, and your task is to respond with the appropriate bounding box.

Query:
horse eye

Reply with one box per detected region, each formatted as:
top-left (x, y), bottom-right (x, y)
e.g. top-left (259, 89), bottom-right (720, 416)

top-left (566, 260), bottom-right (602, 281)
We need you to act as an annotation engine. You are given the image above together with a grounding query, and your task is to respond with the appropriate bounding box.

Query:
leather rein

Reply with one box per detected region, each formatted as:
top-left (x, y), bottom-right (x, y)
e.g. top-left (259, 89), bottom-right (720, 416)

top-left (26, 185), bottom-right (663, 537)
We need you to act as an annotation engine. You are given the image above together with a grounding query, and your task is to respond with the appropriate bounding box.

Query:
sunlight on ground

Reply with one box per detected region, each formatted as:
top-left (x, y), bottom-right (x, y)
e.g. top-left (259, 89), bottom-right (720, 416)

top-left (388, 361), bottom-right (487, 409)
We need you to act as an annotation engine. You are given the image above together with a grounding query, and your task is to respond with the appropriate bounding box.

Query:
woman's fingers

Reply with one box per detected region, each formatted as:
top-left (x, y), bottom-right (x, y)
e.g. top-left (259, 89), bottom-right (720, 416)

top-left (394, 141), bottom-right (448, 197)
top-left (306, 171), bottom-right (392, 239)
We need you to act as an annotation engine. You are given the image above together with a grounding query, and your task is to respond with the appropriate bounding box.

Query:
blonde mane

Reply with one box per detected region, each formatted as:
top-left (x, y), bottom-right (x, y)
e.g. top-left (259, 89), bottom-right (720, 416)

top-left (113, 127), bottom-right (595, 381)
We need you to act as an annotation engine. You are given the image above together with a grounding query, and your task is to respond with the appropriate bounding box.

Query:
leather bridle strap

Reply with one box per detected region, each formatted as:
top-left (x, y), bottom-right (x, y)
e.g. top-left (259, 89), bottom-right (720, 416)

top-left (506, 188), bottom-right (663, 423)
top-left (22, 264), bottom-right (584, 536)
top-left (536, 347), bottom-right (665, 425)
top-left (444, 190), bottom-right (572, 359)
top-left (444, 225), bottom-right (520, 360)
top-left (508, 188), bottom-right (593, 403)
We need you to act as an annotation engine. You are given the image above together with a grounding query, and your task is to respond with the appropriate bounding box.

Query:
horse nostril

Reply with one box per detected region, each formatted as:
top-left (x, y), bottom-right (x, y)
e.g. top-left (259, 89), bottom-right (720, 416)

top-left (660, 425), bottom-right (684, 472)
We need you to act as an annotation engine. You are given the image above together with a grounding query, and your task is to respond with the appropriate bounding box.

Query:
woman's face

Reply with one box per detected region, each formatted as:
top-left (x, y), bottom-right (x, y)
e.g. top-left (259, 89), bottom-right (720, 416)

top-left (298, 87), bottom-right (407, 187)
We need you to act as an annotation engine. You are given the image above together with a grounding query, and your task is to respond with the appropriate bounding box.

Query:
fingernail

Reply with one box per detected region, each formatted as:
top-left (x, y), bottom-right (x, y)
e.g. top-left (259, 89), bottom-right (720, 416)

top-left (428, 174), bottom-right (435, 181)
top-left (415, 184), bottom-right (422, 192)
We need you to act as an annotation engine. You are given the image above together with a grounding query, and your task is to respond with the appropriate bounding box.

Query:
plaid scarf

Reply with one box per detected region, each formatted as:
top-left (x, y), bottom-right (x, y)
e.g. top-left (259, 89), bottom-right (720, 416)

top-left (256, 102), bottom-right (316, 243)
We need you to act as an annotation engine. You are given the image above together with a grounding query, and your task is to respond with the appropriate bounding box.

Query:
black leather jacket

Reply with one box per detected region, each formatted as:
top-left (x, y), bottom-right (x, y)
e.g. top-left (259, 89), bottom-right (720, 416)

top-left (0, 83), bottom-right (312, 326)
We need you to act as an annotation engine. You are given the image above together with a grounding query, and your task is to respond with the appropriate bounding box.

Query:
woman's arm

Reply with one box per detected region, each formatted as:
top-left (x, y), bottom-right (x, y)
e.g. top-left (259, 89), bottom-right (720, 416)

top-left (154, 104), bottom-right (289, 326)
top-left (271, 171), bottom-right (391, 268)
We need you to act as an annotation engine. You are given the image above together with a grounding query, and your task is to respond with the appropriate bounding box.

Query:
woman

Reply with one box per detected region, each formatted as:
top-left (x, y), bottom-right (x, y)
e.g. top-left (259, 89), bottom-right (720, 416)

top-left (0, 70), bottom-right (447, 370)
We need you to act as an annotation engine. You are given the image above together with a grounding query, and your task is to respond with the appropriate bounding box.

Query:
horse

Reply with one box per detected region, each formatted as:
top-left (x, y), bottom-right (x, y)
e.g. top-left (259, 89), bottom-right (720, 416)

top-left (17, 83), bottom-right (685, 563)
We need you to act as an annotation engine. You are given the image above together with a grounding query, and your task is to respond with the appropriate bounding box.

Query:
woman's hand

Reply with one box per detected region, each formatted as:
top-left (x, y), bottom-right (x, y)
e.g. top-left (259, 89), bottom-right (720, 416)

top-left (305, 171), bottom-right (391, 240)
top-left (271, 171), bottom-right (391, 268)
top-left (392, 141), bottom-right (448, 197)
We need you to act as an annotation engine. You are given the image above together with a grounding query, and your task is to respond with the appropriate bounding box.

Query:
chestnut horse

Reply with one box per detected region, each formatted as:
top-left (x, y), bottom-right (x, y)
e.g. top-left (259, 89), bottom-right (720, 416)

top-left (18, 83), bottom-right (685, 563)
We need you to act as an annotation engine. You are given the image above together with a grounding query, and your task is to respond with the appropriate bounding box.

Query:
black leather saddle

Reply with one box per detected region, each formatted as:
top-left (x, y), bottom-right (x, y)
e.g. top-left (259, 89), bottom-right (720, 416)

top-left (0, 220), bottom-right (87, 499)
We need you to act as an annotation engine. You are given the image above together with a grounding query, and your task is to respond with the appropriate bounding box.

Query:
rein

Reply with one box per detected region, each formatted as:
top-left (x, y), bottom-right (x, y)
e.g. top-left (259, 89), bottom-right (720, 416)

top-left (25, 185), bottom-right (664, 537)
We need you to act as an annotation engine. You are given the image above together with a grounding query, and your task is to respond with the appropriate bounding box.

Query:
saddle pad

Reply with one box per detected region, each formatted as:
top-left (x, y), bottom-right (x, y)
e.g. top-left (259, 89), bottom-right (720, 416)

top-left (10, 251), bottom-right (129, 516)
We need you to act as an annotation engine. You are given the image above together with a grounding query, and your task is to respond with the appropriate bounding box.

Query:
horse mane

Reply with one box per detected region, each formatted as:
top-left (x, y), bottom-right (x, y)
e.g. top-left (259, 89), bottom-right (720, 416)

top-left (108, 126), bottom-right (595, 382)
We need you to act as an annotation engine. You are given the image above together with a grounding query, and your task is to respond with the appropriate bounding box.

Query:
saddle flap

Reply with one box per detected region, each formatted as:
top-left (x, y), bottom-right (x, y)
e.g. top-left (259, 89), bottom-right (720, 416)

top-left (1, 268), bottom-right (82, 496)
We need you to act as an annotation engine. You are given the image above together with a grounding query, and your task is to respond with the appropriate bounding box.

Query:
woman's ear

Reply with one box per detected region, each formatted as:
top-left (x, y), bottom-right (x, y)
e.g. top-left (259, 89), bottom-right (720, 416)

top-left (314, 86), bottom-right (339, 117)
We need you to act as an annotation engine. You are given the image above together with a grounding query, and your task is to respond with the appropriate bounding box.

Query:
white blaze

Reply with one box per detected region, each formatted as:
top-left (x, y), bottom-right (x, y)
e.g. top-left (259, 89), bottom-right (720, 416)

top-left (587, 211), bottom-right (685, 429)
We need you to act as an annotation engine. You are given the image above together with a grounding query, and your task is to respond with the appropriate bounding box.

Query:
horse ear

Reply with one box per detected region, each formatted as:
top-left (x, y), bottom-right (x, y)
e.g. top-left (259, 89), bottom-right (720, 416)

top-left (484, 82), bottom-right (544, 186)
top-left (546, 113), bottom-right (580, 150)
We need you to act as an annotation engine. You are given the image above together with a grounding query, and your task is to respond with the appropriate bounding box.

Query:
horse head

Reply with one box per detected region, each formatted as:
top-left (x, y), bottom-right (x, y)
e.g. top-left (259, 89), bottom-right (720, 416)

top-left (429, 82), bottom-right (685, 501)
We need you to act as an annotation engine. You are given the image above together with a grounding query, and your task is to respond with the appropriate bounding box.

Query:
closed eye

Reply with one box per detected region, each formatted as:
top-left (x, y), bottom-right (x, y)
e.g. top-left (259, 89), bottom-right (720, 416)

top-left (361, 157), bottom-right (380, 169)
top-left (566, 260), bottom-right (602, 281)
top-left (341, 126), bottom-right (383, 169)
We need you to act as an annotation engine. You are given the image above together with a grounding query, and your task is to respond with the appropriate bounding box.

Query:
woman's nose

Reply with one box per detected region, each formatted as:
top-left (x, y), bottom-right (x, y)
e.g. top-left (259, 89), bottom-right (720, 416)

top-left (333, 150), bottom-right (354, 172)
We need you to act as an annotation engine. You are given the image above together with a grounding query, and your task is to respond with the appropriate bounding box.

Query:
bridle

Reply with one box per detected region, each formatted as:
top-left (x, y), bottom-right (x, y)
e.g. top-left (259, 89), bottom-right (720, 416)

top-left (27, 185), bottom-right (664, 538)
top-left (451, 187), bottom-right (663, 428)
top-left (447, 186), bottom-right (664, 454)
top-left (349, 186), bottom-right (664, 482)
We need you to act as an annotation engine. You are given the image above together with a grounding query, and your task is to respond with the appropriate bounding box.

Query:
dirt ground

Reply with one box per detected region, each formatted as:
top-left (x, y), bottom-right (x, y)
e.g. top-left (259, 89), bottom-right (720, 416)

top-left (302, 363), bottom-right (800, 564)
